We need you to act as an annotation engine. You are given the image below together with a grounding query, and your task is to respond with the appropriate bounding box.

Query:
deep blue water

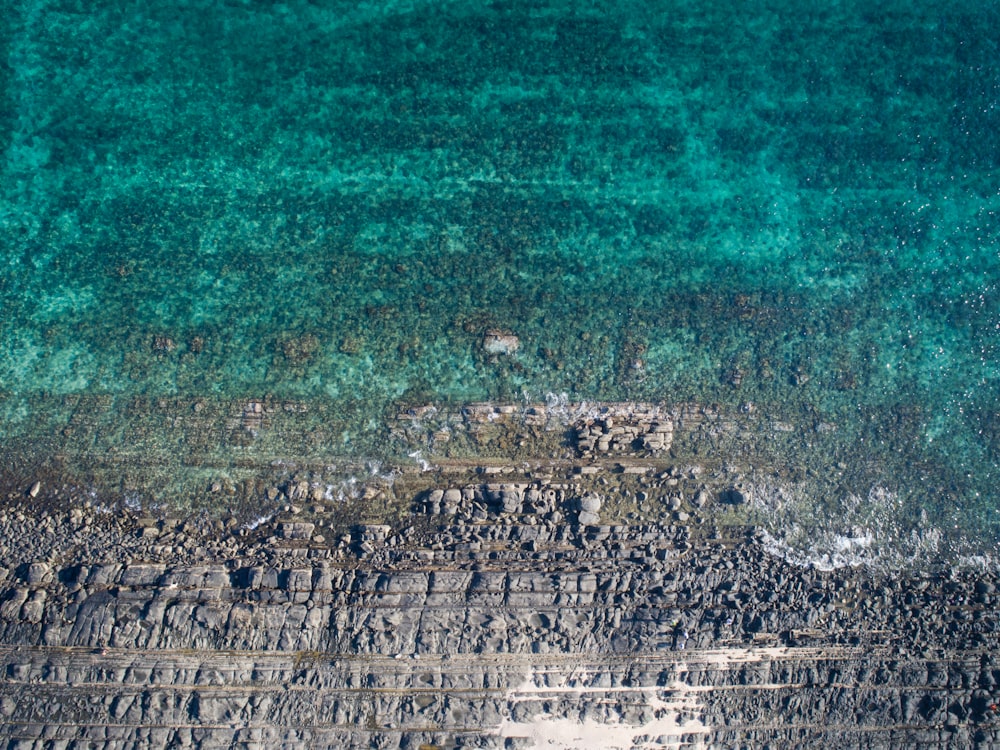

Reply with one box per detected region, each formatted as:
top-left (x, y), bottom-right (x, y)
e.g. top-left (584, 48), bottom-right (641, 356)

top-left (1, 1), bottom-right (999, 563)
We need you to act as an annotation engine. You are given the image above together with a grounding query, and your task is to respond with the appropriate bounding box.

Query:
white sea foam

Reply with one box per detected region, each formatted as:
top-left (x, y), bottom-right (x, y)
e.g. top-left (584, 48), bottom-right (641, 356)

top-left (407, 450), bottom-right (433, 471)
top-left (748, 481), bottom-right (975, 572)
top-left (956, 554), bottom-right (995, 571)
top-left (759, 528), bottom-right (876, 572)
top-left (123, 492), bottom-right (143, 512)
top-left (241, 514), bottom-right (273, 531)
top-left (304, 461), bottom-right (401, 504)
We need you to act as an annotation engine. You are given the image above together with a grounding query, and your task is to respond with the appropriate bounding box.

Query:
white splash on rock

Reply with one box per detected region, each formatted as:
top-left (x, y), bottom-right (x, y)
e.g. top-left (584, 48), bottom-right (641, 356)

top-left (407, 450), bottom-right (433, 471)
top-left (241, 514), bottom-right (273, 531)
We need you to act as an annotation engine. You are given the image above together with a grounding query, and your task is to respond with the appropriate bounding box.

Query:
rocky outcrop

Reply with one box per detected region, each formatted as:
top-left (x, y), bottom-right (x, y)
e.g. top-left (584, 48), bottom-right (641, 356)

top-left (0, 504), bottom-right (997, 748)
top-left (0, 403), bottom-right (997, 748)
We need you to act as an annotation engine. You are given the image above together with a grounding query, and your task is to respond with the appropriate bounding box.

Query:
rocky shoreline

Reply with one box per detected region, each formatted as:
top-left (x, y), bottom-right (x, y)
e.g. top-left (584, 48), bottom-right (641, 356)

top-left (1, 402), bottom-right (998, 748)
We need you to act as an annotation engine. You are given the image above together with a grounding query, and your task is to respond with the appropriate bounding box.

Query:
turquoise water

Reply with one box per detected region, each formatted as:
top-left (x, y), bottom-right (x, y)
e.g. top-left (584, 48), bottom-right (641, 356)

top-left (2, 2), bottom-right (999, 560)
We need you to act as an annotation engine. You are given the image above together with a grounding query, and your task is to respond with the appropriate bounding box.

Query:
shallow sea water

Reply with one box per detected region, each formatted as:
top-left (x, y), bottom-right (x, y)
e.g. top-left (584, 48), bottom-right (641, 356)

top-left (1, 1), bottom-right (998, 564)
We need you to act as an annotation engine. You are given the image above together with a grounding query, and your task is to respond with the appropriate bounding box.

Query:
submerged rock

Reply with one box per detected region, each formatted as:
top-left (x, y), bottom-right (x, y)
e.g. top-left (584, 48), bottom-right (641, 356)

top-left (482, 329), bottom-right (520, 355)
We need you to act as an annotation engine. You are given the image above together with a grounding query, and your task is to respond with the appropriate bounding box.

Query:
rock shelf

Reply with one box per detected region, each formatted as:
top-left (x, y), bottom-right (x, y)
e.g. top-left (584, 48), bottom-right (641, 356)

top-left (0, 403), bottom-right (997, 748)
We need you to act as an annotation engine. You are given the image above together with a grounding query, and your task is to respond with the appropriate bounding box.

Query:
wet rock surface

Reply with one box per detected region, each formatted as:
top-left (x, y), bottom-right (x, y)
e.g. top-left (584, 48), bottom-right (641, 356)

top-left (0, 403), bottom-right (997, 748)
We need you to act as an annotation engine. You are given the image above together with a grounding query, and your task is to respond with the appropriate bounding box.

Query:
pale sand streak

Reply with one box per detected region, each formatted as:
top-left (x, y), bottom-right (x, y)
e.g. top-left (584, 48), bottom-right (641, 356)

top-left (493, 647), bottom-right (816, 749)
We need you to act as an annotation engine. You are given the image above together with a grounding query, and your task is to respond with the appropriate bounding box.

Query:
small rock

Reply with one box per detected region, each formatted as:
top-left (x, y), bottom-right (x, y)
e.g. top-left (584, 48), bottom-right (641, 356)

top-left (0, 589), bottom-right (28, 620)
top-left (501, 489), bottom-right (522, 514)
top-left (279, 522), bottom-right (315, 540)
top-left (27, 482), bottom-right (41, 499)
top-left (151, 335), bottom-right (175, 352)
top-left (579, 494), bottom-right (602, 513)
top-left (21, 592), bottom-right (45, 624)
top-left (722, 488), bottom-right (747, 505)
top-left (26, 562), bottom-right (51, 584)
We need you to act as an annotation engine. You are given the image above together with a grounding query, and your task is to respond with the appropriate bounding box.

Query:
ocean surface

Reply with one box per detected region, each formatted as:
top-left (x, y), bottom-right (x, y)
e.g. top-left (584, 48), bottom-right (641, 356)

top-left (2, 1), bottom-right (998, 565)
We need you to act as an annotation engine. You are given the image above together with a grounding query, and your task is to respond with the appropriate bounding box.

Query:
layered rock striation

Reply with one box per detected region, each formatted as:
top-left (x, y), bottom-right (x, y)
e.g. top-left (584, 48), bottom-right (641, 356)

top-left (0, 404), bottom-right (997, 748)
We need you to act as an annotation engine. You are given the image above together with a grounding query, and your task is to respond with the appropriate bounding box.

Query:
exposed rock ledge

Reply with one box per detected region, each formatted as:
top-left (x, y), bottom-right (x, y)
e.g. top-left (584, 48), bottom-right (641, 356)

top-left (0, 403), bottom-right (997, 749)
